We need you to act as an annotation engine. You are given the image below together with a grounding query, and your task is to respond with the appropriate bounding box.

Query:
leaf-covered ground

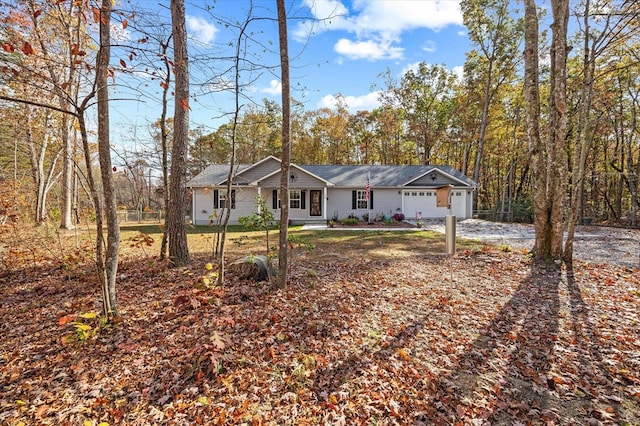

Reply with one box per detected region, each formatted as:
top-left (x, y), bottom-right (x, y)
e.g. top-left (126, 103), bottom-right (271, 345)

top-left (1, 228), bottom-right (639, 425)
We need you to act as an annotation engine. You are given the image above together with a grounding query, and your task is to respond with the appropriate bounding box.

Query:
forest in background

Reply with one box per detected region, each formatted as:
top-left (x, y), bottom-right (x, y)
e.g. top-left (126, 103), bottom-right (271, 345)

top-left (1, 2), bottom-right (640, 423)
top-left (0, 0), bottom-right (639, 228)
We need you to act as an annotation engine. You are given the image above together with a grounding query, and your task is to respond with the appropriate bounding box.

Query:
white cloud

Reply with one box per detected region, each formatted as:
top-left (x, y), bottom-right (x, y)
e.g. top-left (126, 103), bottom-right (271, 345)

top-left (297, 0), bottom-right (462, 38)
top-left (422, 40), bottom-right (437, 53)
top-left (186, 16), bottom-right (217, 45)
top-left (401, 61), bottom-right (423, 76)
top-left (295, 0), bottom-right (462, 62)
top-left (260, 80), bottom-right (282, 96)
top-left (110, 23), bottom-right (131, 43)
top-left (347, 0), bottom-right (463, 35)
top-left (334, 38), bottom-right (403, 61)
top-left (452, 65), bottom-right (464, 81)
top-left (292, 0), bottom-right (350, 42)
top-left (318, 91), bottom-right (381, 113)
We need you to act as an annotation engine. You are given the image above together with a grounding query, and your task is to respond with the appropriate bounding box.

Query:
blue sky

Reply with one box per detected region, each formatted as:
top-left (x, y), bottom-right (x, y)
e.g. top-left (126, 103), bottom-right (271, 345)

top-left (109, 0), bottom-right (471, 142)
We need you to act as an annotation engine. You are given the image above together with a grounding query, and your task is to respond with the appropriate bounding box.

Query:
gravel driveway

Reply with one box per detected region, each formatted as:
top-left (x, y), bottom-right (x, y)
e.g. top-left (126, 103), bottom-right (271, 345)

top-left (421, 218), bottom-right (640, 269)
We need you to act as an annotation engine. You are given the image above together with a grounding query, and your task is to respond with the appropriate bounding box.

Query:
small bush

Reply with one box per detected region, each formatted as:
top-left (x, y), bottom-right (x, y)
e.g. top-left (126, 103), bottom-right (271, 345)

top-left (392, 213), bottom-right (405, 221)
top-left (341, 217), bottom-right (359, 225)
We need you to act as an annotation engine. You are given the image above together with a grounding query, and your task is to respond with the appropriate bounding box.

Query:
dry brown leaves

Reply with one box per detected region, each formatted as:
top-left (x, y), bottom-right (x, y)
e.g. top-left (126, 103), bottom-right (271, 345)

top-left (1, 237), bottom-right (639, 425)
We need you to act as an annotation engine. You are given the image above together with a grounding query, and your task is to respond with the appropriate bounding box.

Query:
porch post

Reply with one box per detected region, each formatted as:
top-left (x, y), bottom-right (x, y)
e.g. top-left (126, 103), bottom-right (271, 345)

top-left (257, 186), bottom-right (262, 213)
top-left (323, 186), bottom-right (327, 220)
top-left (192, 188), bottom-right (196, 224)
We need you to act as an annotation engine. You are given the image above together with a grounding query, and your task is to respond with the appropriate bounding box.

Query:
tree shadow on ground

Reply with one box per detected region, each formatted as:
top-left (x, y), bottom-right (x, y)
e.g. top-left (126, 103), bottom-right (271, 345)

top-left (418, 262), bottom-right (636, 424)
top-left (305, 259), bottom-right (566, 423)
top-left (305, 259), bottom-right (628, 423)
top-left (419, 262), bottom-right (562, 423)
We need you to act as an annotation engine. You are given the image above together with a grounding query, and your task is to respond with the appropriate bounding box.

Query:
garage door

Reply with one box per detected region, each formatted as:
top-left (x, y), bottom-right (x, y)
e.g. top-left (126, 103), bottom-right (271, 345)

top-left (403, 190), bottom-right (437, 218)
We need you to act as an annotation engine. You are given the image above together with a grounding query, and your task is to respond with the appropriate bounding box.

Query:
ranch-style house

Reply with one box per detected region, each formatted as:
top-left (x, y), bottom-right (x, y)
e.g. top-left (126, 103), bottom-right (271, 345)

top-left (187, 156), bottom-right (478, 225)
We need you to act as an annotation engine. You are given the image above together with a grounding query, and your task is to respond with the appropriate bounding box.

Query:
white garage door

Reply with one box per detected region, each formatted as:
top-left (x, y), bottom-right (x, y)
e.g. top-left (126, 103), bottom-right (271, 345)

top-left (403, 190), bottom-right (468, 218)
top-left (403, 190), bottom-right (438, 218)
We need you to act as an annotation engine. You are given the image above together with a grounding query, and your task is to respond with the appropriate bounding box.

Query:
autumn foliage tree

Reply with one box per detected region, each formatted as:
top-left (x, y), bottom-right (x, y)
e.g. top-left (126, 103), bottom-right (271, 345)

top-left (0, 0), bottom-right (88, 228)
top-left (523, 0), bottom-right (570, 262)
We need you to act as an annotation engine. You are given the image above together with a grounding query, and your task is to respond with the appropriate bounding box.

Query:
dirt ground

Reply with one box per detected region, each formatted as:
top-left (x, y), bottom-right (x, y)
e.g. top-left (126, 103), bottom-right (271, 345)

top-left (1, 224), bottom-right (639, 424)
top-left (419, 219), bottom-right (640, 269)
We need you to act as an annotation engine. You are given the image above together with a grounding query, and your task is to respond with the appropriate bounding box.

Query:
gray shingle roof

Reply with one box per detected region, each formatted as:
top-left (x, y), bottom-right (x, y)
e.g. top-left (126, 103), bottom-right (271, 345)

top-left (187, 164), bottom-right (250, 187)
top-left (188, 162), bottom-right (476, 188)
top-left (300, 164), bottom-right (475, 187)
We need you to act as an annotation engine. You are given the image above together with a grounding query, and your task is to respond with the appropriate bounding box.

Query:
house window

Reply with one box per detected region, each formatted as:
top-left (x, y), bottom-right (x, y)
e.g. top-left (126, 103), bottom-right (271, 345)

top-left (290, 190), bottom-right (301, 209)
top-left (272, 189), bottom-right (306, 210)
top-left (411, 192), bottom-right (417, 196)
top-left (419, 192), bottom-right (425, 196)
top-left (356, 190), bottom-right (368, 209)
top-left (214, 189), bottom-right (236, 209)
top-left (352, 189), bottom-right (373, 209)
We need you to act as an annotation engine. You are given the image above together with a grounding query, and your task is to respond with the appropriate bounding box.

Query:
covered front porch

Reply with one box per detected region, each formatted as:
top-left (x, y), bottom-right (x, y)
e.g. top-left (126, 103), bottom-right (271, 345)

top-left (261, 186), bottom-right (329, 224)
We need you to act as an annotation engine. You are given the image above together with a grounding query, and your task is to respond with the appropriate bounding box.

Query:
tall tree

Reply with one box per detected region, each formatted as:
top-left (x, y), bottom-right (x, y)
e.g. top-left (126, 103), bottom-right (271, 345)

top-left (166, 0), bottom-right (190, 267)
top-left (461, 0), bottom-right (523, 211)
top-left (96, 0), bottom-right (119, 318)
top-left (0, 0), bottom-right (86, 228)
top-left (158, 36), bottom-right (172, 260)
top-left (276, 0), bottom-right (290, 289)
top-left (29, 0), bottom-right (80, 230)
top-left (524, 0), bottom-right (570, 261)
top-left (565, 0), bottom-right (640, 258)
top-left (215, 7), bottom-right (254, 285)
top-left (400, 63), bottom-right (456, 165)
top-left (25, 109), bottom-right (62, 223)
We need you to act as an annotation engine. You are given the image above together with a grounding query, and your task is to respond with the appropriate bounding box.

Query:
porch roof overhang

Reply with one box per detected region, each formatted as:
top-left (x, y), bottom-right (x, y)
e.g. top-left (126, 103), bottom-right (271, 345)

top-left (250, 164), bottom-right (335, 187)
top-left (402, 168), bottom-right (476, 188)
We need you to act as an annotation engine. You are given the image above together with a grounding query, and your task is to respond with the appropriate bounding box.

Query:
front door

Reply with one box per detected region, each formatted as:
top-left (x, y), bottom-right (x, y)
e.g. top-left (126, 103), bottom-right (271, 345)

top-left (310, 190), bottom-right (322, 216)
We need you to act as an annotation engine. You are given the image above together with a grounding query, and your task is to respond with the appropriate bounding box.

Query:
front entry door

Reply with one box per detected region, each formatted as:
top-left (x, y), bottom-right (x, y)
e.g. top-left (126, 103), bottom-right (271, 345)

top-left (310, 190), bottom-right (322, 216)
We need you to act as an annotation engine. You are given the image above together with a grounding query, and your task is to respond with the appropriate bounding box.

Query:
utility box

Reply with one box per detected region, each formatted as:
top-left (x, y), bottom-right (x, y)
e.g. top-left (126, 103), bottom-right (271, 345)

top-left (445, 215), bottom-right (456, 255)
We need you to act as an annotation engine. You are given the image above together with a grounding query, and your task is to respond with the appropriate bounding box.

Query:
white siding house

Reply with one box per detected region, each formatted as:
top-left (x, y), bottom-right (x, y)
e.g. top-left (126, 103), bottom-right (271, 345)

top-left (187, 156), bottom-right (477, 225)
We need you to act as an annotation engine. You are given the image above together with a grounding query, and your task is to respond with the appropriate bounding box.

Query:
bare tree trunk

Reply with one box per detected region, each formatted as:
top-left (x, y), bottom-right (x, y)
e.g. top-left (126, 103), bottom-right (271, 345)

top-left (627, 91), bottom-right (639, 226)
top-left (59, 116), bottom-right (75, 229)
top-left (216, 14), bottom-right (252, 285)
top-left (472, 62), bottom-right (494, 212)
top-left (158, 37), bottom-right (172, 261)
top-left (547, 0), bottom-right (570, 260)
top-left (276, 0), bottom-right (290, 289)
top-left (523, 0), bottom-right (548, 256)
top-left (167, 0), bottom-right (190, 268)
top-left (96, 0), bottom-right (119, 318)
top-left (25, 111), bottom-right (62, 224)
top-left (25, 0), bottom-right (77, 229)
top-left (524, 0), bottom-right (569, 262)
top-left (565, 0), bottom-right (598, 260)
